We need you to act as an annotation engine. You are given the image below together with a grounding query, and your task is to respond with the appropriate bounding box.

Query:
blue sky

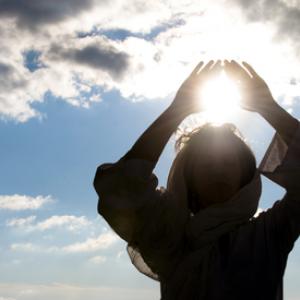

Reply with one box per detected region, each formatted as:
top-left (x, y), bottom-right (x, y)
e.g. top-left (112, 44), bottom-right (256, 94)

top-left (0, 1), bottom-right (300, 299)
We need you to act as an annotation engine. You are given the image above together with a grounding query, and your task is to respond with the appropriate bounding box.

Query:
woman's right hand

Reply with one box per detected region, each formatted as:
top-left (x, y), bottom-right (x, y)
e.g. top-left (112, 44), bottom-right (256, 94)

top-left (169, 60), bottom-right (222, 118)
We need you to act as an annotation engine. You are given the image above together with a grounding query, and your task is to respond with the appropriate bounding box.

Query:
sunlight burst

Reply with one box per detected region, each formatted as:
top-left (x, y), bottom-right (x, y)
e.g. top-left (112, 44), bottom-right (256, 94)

top-left (200, 71), bottom-right (241, 124)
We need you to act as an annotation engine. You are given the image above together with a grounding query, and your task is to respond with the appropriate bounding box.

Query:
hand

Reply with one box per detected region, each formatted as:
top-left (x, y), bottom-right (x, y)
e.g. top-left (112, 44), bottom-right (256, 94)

top-left (224, 60), bottom-right (278, 114)
top-left (170, 60), bottom-right (222, 118)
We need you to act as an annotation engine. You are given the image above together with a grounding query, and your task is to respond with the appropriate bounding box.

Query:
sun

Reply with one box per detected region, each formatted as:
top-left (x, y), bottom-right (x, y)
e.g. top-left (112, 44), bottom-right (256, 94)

top-left (200, 71), bottom-right (241, 124)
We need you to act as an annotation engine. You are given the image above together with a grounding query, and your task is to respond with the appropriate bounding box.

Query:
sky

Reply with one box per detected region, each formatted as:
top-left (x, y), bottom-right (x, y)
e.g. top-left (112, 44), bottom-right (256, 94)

top-left (0, 0), bottom-right (300, 299)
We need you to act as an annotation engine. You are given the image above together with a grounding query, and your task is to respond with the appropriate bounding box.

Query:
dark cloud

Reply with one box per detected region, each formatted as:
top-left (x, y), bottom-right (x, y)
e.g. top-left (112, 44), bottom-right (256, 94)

top-left (0, 63), bottom-right (27, 92)
top-left (0, 0), bottom-right (99, 30)
top-left (232, 0), bottom-right (300, 49)
top-left (0, 62), bottom-right (12, 75)
top-left (48, 43), bottom-right (130, 79)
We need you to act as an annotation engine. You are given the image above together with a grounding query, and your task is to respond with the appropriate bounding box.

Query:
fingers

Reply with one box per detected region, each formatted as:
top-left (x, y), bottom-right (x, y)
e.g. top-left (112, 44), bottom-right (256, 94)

top-left (242, 61), bottom-right (260, 78)
top-left (200, 60), bottom-right (216, 73)
top-left (208, 59), bottom-right (222, 75)
top-left (191, 61), bottom-right (204, 76)
top-left (196, 60), bottom-right (221, 78)
top-left (190, 60), bottom-right (223, 77)
top-left (224, 60), bottom-right (251, 81)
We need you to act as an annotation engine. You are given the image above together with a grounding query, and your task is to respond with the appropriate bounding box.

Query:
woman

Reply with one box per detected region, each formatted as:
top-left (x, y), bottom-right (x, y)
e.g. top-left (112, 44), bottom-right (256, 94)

top-left (93, 60), bottom-right (300, 299)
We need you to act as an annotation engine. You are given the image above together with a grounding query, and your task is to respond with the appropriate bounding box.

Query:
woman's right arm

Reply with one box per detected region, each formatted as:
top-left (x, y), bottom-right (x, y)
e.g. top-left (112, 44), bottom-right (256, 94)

top-left (120, 60), bottom-right (219, 167)
top-left (93, 60), bottom-right (221, 243)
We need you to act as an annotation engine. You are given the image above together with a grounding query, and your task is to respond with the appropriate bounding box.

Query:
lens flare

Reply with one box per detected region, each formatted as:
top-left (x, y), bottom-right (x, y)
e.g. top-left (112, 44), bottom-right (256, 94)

top-left (200, 71), bottom-right (241, 124)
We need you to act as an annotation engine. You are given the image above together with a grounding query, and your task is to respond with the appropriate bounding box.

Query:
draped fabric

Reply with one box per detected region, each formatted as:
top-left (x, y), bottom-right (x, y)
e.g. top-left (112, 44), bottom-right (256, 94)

top-left (93, 123), bottom-right (300, 300)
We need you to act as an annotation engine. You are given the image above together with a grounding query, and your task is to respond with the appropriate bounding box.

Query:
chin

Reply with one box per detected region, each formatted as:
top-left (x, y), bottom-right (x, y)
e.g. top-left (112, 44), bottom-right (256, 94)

top-left (199, 183), bottom-right (238, 207)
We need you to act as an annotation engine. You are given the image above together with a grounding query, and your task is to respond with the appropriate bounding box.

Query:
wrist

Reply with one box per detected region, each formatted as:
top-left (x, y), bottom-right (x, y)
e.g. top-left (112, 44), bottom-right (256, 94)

top-left (166, 103), bottom-right (189, 121)
top-left (259, 100), bottom-right (299, 145)
top-left (258, 98), bottom-right (281, 117)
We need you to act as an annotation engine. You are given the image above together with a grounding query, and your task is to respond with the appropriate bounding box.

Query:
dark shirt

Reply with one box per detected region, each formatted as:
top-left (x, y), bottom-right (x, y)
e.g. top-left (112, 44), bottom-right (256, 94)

top-left (93, 124), bottom-right (300, 300)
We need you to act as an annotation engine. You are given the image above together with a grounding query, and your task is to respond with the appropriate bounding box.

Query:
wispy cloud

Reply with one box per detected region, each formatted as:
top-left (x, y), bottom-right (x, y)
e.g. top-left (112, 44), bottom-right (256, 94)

top-left (10, 231), bottom-right (118, 254)
top-left (6, 215), bottom-right (91, 232)
top-left (0, 0), bottom-right (299, 122)
top-left (0, 282), bottom-right (158, 300)
top-left (62, 232), bottom-right (118, 253)
top-left (6, 216), bottom-right (37, 227)
top-left (0, 195), bottom-right (53, 210)
top-left (0, 0), bottom-right (98, 30)
top-left (10, 243), bottom-right (43, 253)
top-left (88, 255), bottom-right (107, 264)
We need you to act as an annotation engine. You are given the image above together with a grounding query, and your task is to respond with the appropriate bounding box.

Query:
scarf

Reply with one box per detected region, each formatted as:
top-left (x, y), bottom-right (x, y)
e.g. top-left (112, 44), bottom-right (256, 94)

top-left (127, 147), bottom-right (262, 285)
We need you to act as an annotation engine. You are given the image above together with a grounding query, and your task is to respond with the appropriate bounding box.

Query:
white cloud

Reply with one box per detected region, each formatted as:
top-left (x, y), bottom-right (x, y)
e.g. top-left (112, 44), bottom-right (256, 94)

top-left (62, 232), bottom-right (118, 253)
top-left (33, 215), bottom-right (91, 232)
top-left (10, 243), bottom-right (40, 252)
top-left (0, 0), bottom-right (299, 122)
top-left (0, 282), bottom-right (158, 300)
top-left (0, 195), bottom-right (53, 210)
top-left (6, 215), bottom-right (91, 232)
top-left (88, 255), bottom-right (107, 264)
top-left (10, 231), bottom-right (118, 254)
top-left (6, 216), bottom-right (36, 227)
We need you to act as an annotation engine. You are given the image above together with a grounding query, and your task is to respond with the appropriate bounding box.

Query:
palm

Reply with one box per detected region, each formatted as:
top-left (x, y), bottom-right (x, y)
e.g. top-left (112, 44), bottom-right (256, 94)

top-left (171, 60), bottom-right (222, 117)
top-left (224, 61), bottom-right (275, 114)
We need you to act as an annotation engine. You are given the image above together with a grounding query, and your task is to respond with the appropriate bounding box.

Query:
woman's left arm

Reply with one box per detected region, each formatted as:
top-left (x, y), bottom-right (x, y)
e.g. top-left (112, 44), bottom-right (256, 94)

top-left (224, 59), bottom-right (298, 145)
top-left (225, 60), bottom-right (300, 252)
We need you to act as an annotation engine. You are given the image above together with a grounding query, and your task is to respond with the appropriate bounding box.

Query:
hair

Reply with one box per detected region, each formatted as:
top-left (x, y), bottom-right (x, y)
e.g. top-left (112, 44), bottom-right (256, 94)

top-left (175, 123), bottom-right (257, 213)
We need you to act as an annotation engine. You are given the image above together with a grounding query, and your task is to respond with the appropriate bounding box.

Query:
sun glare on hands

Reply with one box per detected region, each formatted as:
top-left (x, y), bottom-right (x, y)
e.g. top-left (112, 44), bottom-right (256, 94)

top-left (200, 71), bottom-right (241, 124)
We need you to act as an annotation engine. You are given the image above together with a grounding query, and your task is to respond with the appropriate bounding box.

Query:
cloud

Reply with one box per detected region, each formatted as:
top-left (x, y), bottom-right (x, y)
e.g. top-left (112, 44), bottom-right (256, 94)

top-left (6, 215), bottom-right (91, 232)
top-left (88, 255), bottom-right (107, 264)
top-left (62, 232), bottom-right (118, 253)
top-left (0, 62), bottom-right (12, 75)
top-left (33, 215), bottom-right (91, 232)
top-left (10, 243), bottom-right (42, 252)
top-left (0, 282), bottom-right (158, 300)
top-left (0, 195), bottom-right (53, 210)
top-left (0, 0), bottom-right (98, 30)
top-left (0, 0), bottom-right (299, 122)
top-left (6, 216), bottom-right (36, 227)
top-left (10, 232), bottom-right (118, 254)
top-left (47, 40), bottom-right (130, 79)
top-left (231, 0), bottom-right (300, 51)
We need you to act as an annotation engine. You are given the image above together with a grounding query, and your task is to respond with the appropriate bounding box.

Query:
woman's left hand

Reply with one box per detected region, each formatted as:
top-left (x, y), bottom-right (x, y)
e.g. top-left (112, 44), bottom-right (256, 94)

top-left (224, 60), bottom-right (277, 114)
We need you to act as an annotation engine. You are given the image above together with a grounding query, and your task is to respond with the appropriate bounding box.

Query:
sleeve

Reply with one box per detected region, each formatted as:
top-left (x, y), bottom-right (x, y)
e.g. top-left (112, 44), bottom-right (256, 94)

top-left (93, 158), bottom-right (159, 243)
top-left (258, 121), bottom-right (300, 253)
top-left (93, 158), bottom-right (185, 278)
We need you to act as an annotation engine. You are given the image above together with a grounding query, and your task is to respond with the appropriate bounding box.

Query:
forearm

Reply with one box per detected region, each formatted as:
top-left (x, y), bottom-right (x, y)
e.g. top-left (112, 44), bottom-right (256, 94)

top-left (121, 105), bottom-right (187, 165)
top-left (260, 100), bottom-right (299, 146)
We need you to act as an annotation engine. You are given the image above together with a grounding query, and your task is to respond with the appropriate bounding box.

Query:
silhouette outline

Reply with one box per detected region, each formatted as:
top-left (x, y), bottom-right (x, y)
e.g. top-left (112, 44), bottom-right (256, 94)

top-left (93, 60), bottom-right (300, 300)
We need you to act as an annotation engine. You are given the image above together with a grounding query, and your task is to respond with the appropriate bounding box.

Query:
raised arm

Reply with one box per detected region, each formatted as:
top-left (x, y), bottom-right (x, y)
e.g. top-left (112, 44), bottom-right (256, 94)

top-left (225, 60), bottom-right (300, 253)
top-left (93, 60), bottom-right (221, 242)
top-left (121, 60), bottom-right (222, 166)
top-left (93, 60), bottom-right (223, 278)
top-left (224, 60), bottom-right (298, 144)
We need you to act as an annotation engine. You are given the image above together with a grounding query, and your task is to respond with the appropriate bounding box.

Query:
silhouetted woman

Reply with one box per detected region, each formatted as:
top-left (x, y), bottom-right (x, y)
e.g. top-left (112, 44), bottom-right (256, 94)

top-left (93, 60), bottom-right (300, 300)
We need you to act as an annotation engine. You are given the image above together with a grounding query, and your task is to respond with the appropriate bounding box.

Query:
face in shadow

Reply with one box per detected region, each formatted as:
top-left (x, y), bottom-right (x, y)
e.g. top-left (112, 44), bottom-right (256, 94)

top-left (190, 139), bottom-right (242, 208)
top-left (183, 127), bottom-right (255, 213)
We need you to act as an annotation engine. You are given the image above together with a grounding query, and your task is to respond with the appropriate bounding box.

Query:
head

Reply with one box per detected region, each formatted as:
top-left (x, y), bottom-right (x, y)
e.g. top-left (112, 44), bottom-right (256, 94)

top-left (174, 123), bottom-right (256, 214)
